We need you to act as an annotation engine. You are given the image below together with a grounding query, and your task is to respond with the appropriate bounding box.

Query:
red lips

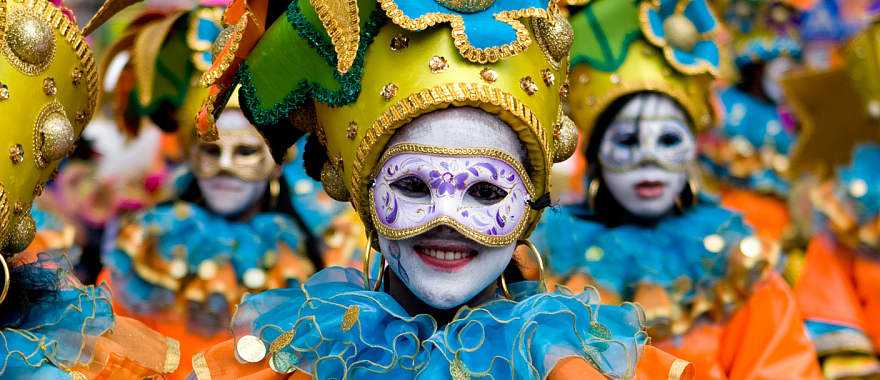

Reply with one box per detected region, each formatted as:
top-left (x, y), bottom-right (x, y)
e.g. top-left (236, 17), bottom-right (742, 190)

top-left (634, 180), bottom-right (666, 199)
top-left (414, 243), bottom-right (477, 272)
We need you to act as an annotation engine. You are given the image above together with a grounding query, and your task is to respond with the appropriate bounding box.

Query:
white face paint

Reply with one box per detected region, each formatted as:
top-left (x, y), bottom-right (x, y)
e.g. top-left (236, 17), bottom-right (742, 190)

top-left (376, 107), bottom-right (525, 309)
top-left (598, 94), bottom-right (695, 218)
top-left (762, 56), bottom-right (796, 104)
top-left (194, 110), bottom-right (272, 216)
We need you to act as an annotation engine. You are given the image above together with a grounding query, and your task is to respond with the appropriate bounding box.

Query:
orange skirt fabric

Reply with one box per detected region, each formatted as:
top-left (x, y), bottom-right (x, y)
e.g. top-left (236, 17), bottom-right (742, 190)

top-left (98, 269), bottom-right (228, 379)
top-left (657, 272), bottom-right (822, 380)
top-left (719, 187), bottom-right (791, 242)
top-left (794, 233), bottom-right (880, 349)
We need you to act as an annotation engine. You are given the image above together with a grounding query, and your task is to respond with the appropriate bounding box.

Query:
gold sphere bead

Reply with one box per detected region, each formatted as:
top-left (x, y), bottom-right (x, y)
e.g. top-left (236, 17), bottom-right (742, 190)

top-left (4, 214), bottom-right (36, 253)
top-left (40, 112), bottom-right (76, 162)
top-left (552, 115), bottom-right (578, 163)
top-left (437, 0), bottom-right (494, 13)
top-left (321, 160), bottom-right (350, 202)
top-left (6, 11), bottom-right (56, 68)
top-left (663, 14), bottom-right (699, 52)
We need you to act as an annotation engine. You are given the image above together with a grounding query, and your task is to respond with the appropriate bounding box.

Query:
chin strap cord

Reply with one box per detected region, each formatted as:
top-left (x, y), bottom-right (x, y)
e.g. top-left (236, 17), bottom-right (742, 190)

top-left (527, 193), bottom-right (551, 210)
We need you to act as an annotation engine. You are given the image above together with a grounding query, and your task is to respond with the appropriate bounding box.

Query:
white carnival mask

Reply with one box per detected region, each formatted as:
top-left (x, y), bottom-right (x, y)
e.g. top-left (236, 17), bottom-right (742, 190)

top-left (598, 93), bottom-right (695, 218)
top-left (193, 109), bottom-right (275, 216)
top-left (375, 107), bottom-right (526, 309)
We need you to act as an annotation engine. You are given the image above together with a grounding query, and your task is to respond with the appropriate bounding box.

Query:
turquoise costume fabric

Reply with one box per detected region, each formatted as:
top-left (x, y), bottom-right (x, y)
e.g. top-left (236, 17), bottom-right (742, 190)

top-left (0, 254), bottom-right (115, 379)
top-left (230, 267), bottom-right (648, 379)
top-left (532, 197), bottom-right (755, 310)
top-left (701, 86), bottom-right (795, 196)
top-left (104, 197), bottom-right (304, 313)
top-left (833, 144), bottom-right (880, 225)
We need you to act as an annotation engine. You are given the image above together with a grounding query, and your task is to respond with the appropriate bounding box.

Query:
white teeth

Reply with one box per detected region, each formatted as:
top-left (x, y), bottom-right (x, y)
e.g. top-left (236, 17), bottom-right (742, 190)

top-left (423, 249), bottom-right (469, 261)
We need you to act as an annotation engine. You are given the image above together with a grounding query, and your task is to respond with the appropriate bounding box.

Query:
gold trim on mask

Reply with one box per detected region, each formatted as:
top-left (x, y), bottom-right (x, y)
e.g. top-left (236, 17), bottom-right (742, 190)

top-left (349, 82), bottom-right (550, 237)
top-left (369, 143), bottom-right (535, 247)
top-left (190, 128), bottom-right (276, 182)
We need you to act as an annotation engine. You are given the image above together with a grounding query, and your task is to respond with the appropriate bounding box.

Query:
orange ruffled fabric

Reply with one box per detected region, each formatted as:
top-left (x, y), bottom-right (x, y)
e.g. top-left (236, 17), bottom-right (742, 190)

top-left (794, 233), bottom-right (880, 350)
top-left (656, 272), bottom-right (822, 380)
top-left (192, 340), bottom-right (693, 380)
top-left (720, 187), bottom-right (791, 243)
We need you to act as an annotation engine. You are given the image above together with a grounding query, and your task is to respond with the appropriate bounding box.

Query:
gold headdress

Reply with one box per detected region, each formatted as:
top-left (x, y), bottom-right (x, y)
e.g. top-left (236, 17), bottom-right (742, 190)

top-left (781, 22), bottom-right (880, 178)
top-left (567, 0), bottom-right (721, 138)
top-left (195, 0), bottom-right (577, 238)
top-left (0, 0), bottom-right (98, 253)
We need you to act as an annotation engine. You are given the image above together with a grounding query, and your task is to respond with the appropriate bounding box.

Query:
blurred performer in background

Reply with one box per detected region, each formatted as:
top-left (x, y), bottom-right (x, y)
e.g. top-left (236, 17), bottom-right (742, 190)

top-left (0, 0), bottom-right (179, 377)
top-left (87, 2), bottom-right (341, 376)
top-left (783, 19), bottom-right (880, 379)
top-left (534, 0), bottom-right (822, 378)
top-left (188, 0), bottom-right (694, 378)
top-left (700, 0), bottom-right (803, 244)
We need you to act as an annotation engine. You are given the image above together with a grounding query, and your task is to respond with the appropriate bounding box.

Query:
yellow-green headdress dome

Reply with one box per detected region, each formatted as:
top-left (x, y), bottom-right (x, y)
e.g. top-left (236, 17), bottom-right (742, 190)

top-left (0, 0), bottom-right (98, 253)
top-left (567, 0), bottom-right (721, 138)
top-left (197, 0), bottom-right (576, 238)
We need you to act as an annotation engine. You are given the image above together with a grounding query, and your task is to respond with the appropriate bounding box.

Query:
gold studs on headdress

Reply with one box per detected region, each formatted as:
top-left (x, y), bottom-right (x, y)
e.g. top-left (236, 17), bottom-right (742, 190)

top-left (552, 114), bottom-right (578, 163)
top-left (532, 11), bottom-right (573, 69)
top-left (663, 14), bottom-right (699, 52)
top-left (437, 0), bottom-right (495, 13)
top-left (2, 213), bottom-right (36, 253)
top-left (3, 9), bottom-right (56, 75)
top-left (34, 101), bottom-right (75, 166)
top-left (321, 157), bottom-right (350, 202)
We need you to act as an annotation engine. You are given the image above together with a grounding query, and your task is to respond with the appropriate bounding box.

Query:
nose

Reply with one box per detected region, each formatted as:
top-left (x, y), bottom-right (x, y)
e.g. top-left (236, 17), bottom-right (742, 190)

top-left (219, 148), bottom-right (234, 170)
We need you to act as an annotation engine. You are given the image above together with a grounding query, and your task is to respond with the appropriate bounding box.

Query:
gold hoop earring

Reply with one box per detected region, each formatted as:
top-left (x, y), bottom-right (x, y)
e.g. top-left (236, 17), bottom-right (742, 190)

top-left (688, 178), bottom-right (699, 206)
top-left (269, 177), bottom-right (281, 209)
top-left (499, 239), bottom-right (547, 299)
top-left (587, 178), bottom-right (600, 210)
top-left (0, 254), bottom-right (10, 304)
top-left (362, 234), bottom-right (385, 291)
top-left (676, 178), bottom-right (700, 211)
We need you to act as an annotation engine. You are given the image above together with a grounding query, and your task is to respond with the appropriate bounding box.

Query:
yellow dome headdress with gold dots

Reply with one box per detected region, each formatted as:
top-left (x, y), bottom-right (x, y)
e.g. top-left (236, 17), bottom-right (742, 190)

top-left (194, 0), bottom-right (577, 239)
top-left (566, 0), bottom-right (721, 137)
top-left (0, 0), bottom-right (98, 254)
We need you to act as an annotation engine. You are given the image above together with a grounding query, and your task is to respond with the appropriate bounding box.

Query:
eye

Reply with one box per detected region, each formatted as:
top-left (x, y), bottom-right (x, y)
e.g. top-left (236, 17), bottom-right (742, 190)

top-left (199, 144), bottom-right (221, 157)
top-left (235, 145), bottom-right (261, 156)
top-left (466, 182), bottom-right (508, 205)
top-left (614, 132), bottom-right (639, 147)
top-left (390, 176), bottom-right (430, 198)
top-left (659, 131), bottom-right (682, 147)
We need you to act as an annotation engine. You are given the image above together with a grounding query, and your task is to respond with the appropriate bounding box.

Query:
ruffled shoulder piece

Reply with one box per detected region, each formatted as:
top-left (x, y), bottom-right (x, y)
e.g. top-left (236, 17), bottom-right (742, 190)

top-left (106, 200), bottom-right (314, 323)
top-left (1, 283), bottom-right (113, 379)
top-left (700, 86), bottom-right (794, 196)
top-left (1, 252), bottom-right (178, 379)
top-left (533, 200), bottom-right (774, 339)
top-left (217, 267), bottom-right (647, 379)
top-left (812, 143), bottom-right (880, 255)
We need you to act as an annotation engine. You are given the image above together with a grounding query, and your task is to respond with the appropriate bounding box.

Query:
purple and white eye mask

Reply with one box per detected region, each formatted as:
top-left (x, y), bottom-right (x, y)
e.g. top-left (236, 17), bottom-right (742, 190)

top-left (370, 144), bottom-right (534, 247)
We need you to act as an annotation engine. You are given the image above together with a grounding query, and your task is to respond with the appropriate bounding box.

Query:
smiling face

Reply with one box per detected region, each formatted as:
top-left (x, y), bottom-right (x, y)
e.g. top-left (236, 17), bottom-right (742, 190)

top-left (598, 93), bottom-right (696, 218)
top-left (191, 109), bottom-right (276, 216)
top-left (374, 107), bottom-right (527, 309)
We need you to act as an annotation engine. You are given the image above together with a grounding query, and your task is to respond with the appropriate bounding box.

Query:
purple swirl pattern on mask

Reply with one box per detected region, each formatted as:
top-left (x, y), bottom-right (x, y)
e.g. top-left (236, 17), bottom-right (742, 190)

top-left (372, 152), bottom-right (531, 243)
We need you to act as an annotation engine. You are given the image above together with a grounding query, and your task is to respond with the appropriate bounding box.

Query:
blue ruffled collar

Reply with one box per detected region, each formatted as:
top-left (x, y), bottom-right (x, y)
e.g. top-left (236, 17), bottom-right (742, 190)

top-left (532, 200), bottom-right (766, 337)
top-left (226, 267), bottom-right (647, 379)
top-left (1, 258), bottom-right (115, 379)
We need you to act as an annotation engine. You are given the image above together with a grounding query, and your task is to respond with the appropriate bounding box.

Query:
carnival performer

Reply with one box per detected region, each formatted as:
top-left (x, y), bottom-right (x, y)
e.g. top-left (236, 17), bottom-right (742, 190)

top-left (0, 0), bottom-right (180, 377)
top-left (783, 19), bottom-right (880, 379)
top-left (533, 1), bottom-right (822, 379)
top-left (699, 0), bottom-right (803, 243)
top-left (182, 0), bottom-right (697, 378)
top-left (85, 2), bottom-right (340, 376)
